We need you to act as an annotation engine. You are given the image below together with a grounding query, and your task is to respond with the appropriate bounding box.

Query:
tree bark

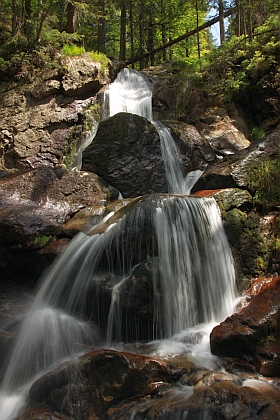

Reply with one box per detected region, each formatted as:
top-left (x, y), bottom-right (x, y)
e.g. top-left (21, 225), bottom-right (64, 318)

top-left (35, 0), bottom-right (55, 43)
top-left (12, 0), bottom-right (19, 36)
top-left (119, 0), bottom-right (126, 61)
top-left (235, 0), bottom-right (241, 36)
top-left (23, 0), bottom-right (32, 38)
top-left (66, 2), bottom-right (77, 34)
top-left (218, 0), bottom-right (225, 44)
top-left (247, 0), bottom-right (253, 42)
top-left (195, 0), bottom-right (201, 60)
top-left (129, 0), bottom-right (134, 68)
top-left (138, 1), bottom-right (145, 69)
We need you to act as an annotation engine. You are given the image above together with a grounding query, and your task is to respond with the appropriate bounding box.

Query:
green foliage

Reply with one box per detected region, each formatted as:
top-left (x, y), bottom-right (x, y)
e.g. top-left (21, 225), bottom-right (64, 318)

top-left (34, 235), bottom-right (52, 247)
top-left (250, 127), bottom-right (266, 142)
top-left (247, 150), bottom-right (280, 207)
top-left (202, 15), bottom-right (280, 102)
top-left (87, 51), bottom-right (109, 69)
top-left (62, 44), bottom-right (85, 57)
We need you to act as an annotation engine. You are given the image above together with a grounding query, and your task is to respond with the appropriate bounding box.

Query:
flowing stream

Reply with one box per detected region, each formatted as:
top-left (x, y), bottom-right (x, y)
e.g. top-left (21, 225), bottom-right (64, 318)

top-left (0, 68), bottom-right (237, 419)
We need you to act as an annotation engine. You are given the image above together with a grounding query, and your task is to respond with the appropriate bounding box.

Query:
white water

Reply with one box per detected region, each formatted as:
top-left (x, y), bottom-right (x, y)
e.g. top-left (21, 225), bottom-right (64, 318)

top-left (106, 68), bottom-right (203, 194)
top-left (0, 68), bottom-right (237, 419)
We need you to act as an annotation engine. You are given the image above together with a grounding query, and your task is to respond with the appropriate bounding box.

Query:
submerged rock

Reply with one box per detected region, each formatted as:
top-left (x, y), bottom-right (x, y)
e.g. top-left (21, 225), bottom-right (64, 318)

top-left (24, 349), bottom-right (280, 420)
top-left (28, 349), bottom-right (191, 420)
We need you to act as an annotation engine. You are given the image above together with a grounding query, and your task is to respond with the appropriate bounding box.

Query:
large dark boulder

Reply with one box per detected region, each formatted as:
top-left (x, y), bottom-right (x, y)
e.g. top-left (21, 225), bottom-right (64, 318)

top-left (82, 112), bottom-right (167, 198)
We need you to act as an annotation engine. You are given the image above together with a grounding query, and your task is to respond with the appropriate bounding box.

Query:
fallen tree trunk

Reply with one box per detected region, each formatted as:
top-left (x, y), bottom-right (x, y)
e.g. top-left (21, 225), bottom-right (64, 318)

top-left (126, 8), bottom-right (235, 66)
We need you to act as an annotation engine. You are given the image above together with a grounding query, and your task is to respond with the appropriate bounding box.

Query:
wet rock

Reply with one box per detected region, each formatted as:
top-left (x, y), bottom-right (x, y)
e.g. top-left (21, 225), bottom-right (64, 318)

top-left (255, 340), bottom-right (280, 377)
top-left (193, 188), bottom-right (252, 212)
top-left (210, 276), bottom-right (280, 376)
top-left (0, 167), bottom-right (113, 286)
top-left (106, 372), bottom-right (280, 420)
top-left (29, 349), bottom-right (188, 420)
top-left (18, 407), bottom-right (69, 419)
top-left (82, 112), bottom-right (168, 197)
top-left (164, 120), bottom-right (216, 172)
top-left (80, 257), bottom-right (161, 341)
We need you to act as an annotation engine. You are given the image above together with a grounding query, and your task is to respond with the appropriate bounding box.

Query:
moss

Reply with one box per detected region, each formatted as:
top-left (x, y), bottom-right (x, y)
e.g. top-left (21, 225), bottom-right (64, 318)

top-left (246, 149), bottom-right (280, 208)
top-left (62, 139), bottom-right (77, 169)
top-left (223, 208), bottom-right (246, 245)
top-left (34, 234), bottom-right (52, 247)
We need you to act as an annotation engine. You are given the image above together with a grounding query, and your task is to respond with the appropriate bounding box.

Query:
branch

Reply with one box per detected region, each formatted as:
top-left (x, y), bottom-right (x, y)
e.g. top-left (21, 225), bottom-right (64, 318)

top-left (126, 8), bottom-right (236, 65)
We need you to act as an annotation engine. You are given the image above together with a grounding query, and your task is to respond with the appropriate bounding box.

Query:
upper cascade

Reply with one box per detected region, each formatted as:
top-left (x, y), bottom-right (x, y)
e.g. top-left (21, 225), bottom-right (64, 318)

top-left (107, 68), bottom-right (153, 121)
top-left (104, 68), bottom-right (203, 194)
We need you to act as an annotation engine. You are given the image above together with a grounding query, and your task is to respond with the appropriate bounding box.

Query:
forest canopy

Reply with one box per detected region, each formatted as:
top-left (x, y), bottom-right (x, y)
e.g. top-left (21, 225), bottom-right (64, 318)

top-left (0, 0), bottom-right (279, 76)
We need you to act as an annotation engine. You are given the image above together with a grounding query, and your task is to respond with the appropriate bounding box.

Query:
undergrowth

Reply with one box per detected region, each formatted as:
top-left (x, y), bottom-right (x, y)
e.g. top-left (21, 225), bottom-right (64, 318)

top-left (247, 148), bottom-right (280, 208)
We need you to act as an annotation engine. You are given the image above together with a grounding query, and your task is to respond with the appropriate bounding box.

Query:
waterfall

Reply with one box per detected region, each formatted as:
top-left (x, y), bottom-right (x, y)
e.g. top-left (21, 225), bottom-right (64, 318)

top-left (105, 68), bottom-right (203, 194)
top-left (0, 68), bottom-right (236, 420)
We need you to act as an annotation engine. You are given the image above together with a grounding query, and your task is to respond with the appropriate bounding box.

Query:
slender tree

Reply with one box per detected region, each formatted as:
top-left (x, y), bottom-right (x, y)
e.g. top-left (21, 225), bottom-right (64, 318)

top-left (97, 0), bottom-right (106, 53)
top-left (12, 0), bottom-right (19, 36)
top-left (218, 0), bottom-right (225, 43)
top-left (119, 0), bottom-right (126, 61)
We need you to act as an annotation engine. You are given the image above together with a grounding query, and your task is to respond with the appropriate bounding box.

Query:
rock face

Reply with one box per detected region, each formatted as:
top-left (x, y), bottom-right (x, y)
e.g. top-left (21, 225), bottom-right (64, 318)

top-left (194, 127), bottom-right (280, 191)
top-left (197, 112), bottom-right (251, 155)
top-left (0, 167), bottom-right (117, 285)
top-left (165, 120), bottom-right (216, 171)
top-left (210, 276), bottom-right (280, 377)
top-left (0, 55), bottom-right (109, 171)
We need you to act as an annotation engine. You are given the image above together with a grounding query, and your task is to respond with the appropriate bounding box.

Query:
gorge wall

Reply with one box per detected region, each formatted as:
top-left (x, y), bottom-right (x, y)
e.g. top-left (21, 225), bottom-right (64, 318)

top-left (0, 56), bottom-right (280, 383)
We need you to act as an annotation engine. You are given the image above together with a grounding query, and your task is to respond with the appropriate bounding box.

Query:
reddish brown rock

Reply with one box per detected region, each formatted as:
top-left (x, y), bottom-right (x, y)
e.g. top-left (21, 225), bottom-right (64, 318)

top-left (28, 349), bottom-right (192, 420)
top-left (210, 276), bottom-right (280, 376)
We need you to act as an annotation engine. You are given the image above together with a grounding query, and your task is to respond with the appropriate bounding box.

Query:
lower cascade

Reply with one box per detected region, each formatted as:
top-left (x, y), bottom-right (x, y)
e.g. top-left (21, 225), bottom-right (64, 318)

top-left (0, 69), bottom-right (238, 420)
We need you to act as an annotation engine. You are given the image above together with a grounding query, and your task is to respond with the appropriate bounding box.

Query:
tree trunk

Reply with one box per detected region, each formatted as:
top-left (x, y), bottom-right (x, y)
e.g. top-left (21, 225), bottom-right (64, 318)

top-left (98, 0), bottom-right (106, 53)
top-left (218, 0), bottom-right (225, 43)
top-left (235, 0), bottom-right (241, 36)
top-left (12, 0), bottom-right (19, 36)
top-left (195, 0), bottom-right (201, 60)
top-left (23, 0), bottom-right (32, 38)
top-left (247, 0), bottom-right (253, 42)
top-left (148, 12), bottom-right (154, 66)
top-left (161, 24), bottom-right (168, 61)
top-left (138, 2), bottom-right (145, 69)
top-left (35, 0), bottom-right (55, 43)
top-left (119, 0), bottom-right (126, 62)
top-left (129, 0), bottom-right (134, 68)
top-left (66, 2), bottom-right (77, 34)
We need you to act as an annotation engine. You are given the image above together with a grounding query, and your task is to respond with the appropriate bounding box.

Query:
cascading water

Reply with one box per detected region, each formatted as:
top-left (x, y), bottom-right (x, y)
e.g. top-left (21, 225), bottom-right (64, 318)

top-left (0, 68), bottom-right (237, 420)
